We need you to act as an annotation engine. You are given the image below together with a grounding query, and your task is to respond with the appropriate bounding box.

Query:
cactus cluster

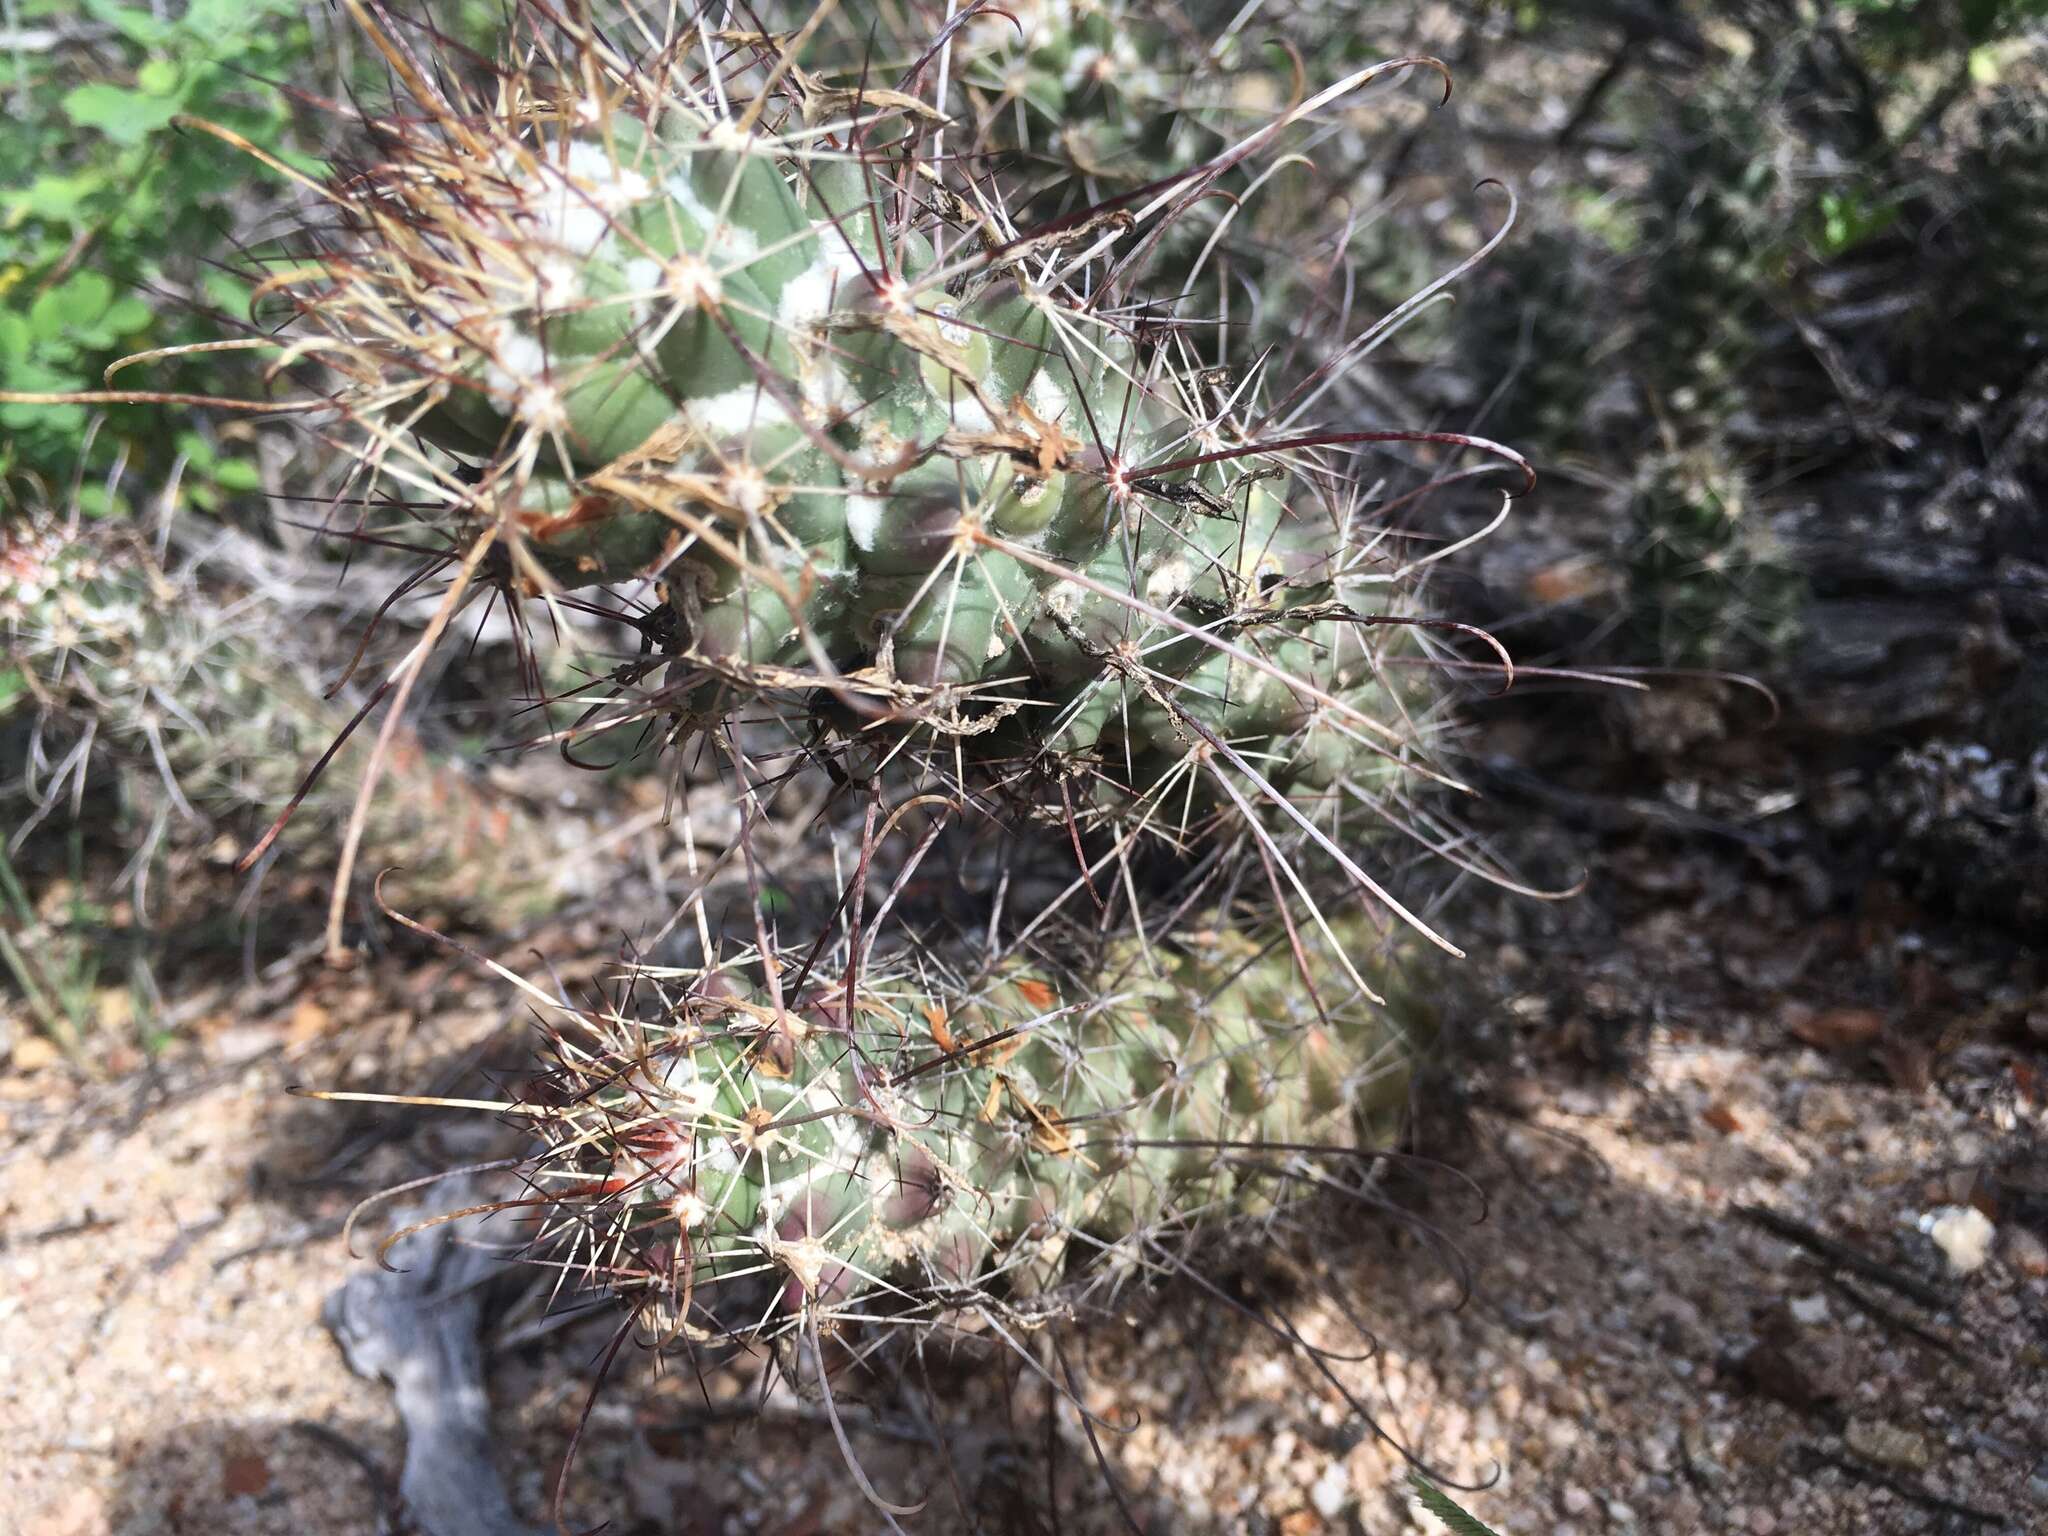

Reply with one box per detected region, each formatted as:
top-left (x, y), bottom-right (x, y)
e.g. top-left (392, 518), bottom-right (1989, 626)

top-left (0, 507), bottom-right (565, 928)
top-left (1638, 77), bottom-right (1790, 424)
top-left (26, 2), bottom-right (1521, 1513)
top-left (1927, 81), bottom-right (2048, 401)
top-left (1623, 444), bottom-right (1803, 669)
top-left (1455, 222), bottom-right (1613, 454)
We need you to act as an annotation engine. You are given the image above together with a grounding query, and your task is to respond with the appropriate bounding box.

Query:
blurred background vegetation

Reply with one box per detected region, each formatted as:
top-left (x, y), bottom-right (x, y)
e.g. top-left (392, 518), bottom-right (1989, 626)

top-left (2, 0), bottom-right (2043, 1056)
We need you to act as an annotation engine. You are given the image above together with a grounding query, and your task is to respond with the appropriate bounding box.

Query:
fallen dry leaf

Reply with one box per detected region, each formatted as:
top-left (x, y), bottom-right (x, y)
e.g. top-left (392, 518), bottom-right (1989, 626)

top-left (93, 988), bottom-right (133, 1033)
top-left (220, 1449), bottom-right (272, 1498)
top-left (1524, 556), bottom-right (1616, 605)
top-left (1703, 1101), bottom-right (1744, 1134)
top-left (1874, 1034), bottom-right (1934, 1093)
top-left (1789, 1007), bottom-right (1885, 1052)
top-left (286, 998), bottom-right (333, 1045)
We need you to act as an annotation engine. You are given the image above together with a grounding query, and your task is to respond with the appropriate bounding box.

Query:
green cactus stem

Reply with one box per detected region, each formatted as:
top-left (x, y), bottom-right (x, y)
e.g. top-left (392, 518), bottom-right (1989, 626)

top-left (384, 912), bottom-right (1426, 1345)
top-left (221, 3), bottom-right (1515, 888)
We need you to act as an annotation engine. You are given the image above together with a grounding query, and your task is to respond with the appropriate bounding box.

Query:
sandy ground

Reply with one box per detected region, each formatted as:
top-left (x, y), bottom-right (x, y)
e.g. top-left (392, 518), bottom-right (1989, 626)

top-left (4, 848), bottom-right (2044, 1536)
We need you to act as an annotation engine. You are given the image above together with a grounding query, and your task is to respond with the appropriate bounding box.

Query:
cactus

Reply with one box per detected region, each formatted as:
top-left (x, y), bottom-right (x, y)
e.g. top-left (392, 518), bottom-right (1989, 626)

top-left (220, 2), bottom-right (1512, 886)
top-left (381, 909), bottom-right (1424, 1346)
top-left (1638, 73), bottom-right (1791, 423)
top-left (949, 0), bottom-right (1198, 193)
top-left (1926, 81), bottom-right (2048, 401)
top-left (0, 506), bottom-right (568, 929)
top-left (1456, 223), bottom-right (1615, 454)
top-left (1623, 443), bottom-right (1803, 669)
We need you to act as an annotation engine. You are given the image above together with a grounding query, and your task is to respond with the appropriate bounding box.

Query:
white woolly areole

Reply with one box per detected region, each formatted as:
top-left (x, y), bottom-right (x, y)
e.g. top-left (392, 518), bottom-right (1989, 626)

top-left (671, 1190), bottom-right (711, 1228)
top-left (482, 329), bottom-right (547, 399)
top-left (1145, 557), bottom-right (1193, 607)
top-left (532, 255), bottom-right (581, 310)
top-left (703, 118), bottom-right (753, 154)
top-left (846, 493), bottom-right (887, 553)
top-left (723, 463), bottom-right (770, 517)
top-left (681, 383), bottom-right (791, 436)
top-left (664, 252), bottom-right (722, 308)
top-left (661, 1060), bottom-right (722, 1117)
top-left (514, 379), bottom-right (567, 432)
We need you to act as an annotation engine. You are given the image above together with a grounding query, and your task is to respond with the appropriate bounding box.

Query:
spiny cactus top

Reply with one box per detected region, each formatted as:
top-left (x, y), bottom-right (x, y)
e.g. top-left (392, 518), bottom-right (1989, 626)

top-left (250, 5), bottom-right (1514, 899)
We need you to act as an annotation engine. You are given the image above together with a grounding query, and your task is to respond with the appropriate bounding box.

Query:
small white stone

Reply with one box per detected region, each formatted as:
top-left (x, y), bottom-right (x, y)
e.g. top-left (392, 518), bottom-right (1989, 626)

top-left (1310, 1460), bottom-right (1349, 1519)
top-left (1788, 1292), bottom-right (1830, 1325)
top-left (1920, 1204), bottom-right (1994, 1275)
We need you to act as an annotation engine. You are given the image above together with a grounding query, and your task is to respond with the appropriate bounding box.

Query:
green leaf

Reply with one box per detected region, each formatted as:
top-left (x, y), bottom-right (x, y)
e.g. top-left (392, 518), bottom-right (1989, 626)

top-left (209, 458), bottom-right (264, 493)
top-left (29, 271), bottom-right (115, 337)
top-left (202, 268), bottom-right (255, 319)
top-left (80, 1), bottom-right (175, 49)
top-left (175, 430), bottom-right (220, 472)
top-left (7, 173), bottom-right (104, 224)
top-left (1410, 1478), bottom-right (1504, 1536)
top-left (136, 59), bottom-right (183, 98)
top-left (61, 83), bottom-right (183, 146)
top-left (104, 293), bottom-right (154, 334)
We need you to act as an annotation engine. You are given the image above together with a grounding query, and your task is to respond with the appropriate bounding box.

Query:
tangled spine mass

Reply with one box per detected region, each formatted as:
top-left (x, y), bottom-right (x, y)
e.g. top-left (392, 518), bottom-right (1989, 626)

top-left (279, 5), bottom-right (1511, 859)
top-left (502, 916), bottom-right (1421, 1340)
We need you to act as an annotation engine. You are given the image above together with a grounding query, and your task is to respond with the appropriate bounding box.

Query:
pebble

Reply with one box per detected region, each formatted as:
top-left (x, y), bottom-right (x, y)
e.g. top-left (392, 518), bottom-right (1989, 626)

top-left (1845, 1419), bottom-right (1934, 1473)
top-left (2004, 1225), bottom-right (2048, 1279)
top-left (1794, 1084), bottom-right (1859, 1135)
top-left (1309, 1461), bottom-right (1349, 1519)
top-left (1559, 1486), bottom-right (1594, 1515)
top-left (1921, 1205), bottom-right (1995, 1275)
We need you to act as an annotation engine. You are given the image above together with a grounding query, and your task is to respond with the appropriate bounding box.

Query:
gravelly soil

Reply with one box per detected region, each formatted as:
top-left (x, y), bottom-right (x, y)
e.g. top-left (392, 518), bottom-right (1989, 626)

top-left (5, 815), bottom-right (2043, 1536)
